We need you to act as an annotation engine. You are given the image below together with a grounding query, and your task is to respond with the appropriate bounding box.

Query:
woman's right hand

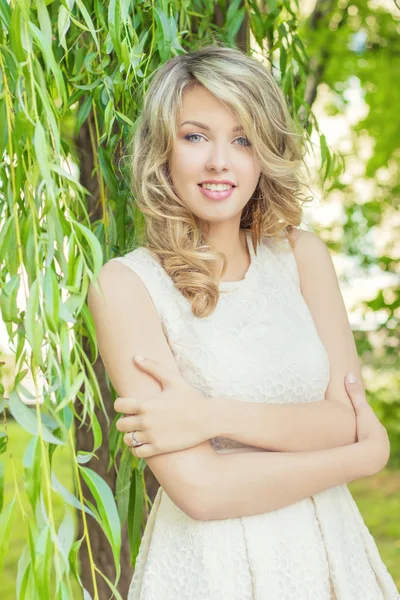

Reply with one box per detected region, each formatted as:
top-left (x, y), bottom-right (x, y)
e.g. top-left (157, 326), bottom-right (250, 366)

top-left (345, 373), bottom-right (391, 476)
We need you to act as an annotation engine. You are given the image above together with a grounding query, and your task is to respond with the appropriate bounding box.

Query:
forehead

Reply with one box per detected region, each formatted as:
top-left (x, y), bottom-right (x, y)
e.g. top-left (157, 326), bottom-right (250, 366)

top-left (180, 85), bottom-right (239, 126)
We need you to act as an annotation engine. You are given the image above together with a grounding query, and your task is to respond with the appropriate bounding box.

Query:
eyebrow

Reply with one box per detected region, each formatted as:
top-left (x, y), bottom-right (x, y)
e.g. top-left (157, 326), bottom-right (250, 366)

top-left (180, 120), bottom-right (244, 132)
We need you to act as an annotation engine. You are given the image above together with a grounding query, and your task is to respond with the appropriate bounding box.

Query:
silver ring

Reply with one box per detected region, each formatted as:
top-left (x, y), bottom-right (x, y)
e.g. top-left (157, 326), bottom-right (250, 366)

top-left (131, 431), bottom-right (144, 448)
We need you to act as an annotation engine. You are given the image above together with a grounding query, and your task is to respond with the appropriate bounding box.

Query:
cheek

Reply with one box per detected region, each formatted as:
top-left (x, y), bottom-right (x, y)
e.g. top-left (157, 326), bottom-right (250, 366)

top-left (172, 148), bottom-right (199, 183)
top-left (171, 145), bottom-right (190, 169)
top-left (237, 160), bottom-right (260, 188)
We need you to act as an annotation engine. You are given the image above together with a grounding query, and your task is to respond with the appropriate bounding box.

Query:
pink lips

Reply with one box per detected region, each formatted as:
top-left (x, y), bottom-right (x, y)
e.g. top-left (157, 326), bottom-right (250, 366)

top-left (198, 184), bottom-right (235, 201)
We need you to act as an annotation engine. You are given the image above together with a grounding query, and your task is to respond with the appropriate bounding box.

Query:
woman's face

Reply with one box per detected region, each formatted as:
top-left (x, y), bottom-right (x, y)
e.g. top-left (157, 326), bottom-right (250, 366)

top-left (168, 85), bottom-right (261, 229)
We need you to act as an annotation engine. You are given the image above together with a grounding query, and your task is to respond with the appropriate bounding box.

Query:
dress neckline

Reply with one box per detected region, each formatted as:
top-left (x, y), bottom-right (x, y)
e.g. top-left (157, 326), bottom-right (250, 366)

top-left (218, 230), bottom-right (260, 291)
top-left (140, 229), bottom-right (262, 294)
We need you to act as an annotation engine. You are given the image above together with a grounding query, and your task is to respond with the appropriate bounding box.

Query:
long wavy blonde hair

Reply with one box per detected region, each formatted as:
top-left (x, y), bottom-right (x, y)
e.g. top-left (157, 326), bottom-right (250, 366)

top-left (127, 44), bottom-right (312, 318)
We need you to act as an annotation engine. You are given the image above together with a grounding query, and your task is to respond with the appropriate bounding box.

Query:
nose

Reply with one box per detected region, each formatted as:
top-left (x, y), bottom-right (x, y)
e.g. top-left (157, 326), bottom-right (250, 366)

top-left (204, 140), bottom-right (232, 173)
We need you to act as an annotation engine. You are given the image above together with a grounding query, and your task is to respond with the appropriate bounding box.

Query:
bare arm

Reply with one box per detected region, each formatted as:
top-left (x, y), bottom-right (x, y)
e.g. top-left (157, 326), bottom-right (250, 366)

top-left (88, 260), bottom-right (226, 519)
top-left (197, 442), bottom-right (367, 521)
top-left (209, 395), bottom-right (356, 453)
top-left (88, 260), bottom-right (370, 522)
top-left (188, 229), bottom-right (363, 455)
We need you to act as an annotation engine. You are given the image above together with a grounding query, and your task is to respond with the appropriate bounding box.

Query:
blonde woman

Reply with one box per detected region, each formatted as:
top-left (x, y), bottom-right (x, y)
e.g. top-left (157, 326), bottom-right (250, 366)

top-left (88, 45), bottom-right (399, 599)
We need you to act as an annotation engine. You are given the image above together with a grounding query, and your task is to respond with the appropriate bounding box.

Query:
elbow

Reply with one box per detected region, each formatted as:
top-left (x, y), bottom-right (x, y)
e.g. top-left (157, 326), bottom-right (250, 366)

top-left (154, 465), bottom-right (213, 521)
top-left (180, 482), bottom-right (212, 521)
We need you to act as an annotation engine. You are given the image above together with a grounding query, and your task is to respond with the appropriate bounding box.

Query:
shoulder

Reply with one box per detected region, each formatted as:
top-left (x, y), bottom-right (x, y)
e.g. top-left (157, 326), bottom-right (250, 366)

top-left (94, 247), bottom-right (158, 283)
top-left (88, 249), bottom-right (150, 306)
top-left (286, 227), bottom-right (328, 255)
top-left (88, 247), bottom-right (167, 325)
top-left (286, 228), bottom-right (332, 274)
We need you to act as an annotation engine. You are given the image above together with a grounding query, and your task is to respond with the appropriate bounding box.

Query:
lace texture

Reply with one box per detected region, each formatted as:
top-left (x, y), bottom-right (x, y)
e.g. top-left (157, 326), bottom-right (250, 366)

top-left (110, 231), bottom-right (399, 600)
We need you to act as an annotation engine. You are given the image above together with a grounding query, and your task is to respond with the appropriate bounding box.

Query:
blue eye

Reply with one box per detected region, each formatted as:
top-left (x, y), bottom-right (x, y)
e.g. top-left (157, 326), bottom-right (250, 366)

top-left (185, 134), bottom-right (203, 143)
top-left (184, 134), bottom-right (251, 147)
top-left (236, 136), bottom-right (252, 147)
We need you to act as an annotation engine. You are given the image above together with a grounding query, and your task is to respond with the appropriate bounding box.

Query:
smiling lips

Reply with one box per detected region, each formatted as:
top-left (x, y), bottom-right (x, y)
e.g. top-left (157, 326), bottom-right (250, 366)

top-left (199, 180), bottom-right (236, 187)
top-left (197, 183), bottom-right (236, 201)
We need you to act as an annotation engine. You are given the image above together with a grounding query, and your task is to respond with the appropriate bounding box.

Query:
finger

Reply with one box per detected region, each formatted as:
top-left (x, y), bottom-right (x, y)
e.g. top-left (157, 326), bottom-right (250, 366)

top-left (131, 443), bottom-right (157, 459)
top-left (116, 415), bottom-right (141, 433)
top-left (123, 430), bottom-right (149, 447)
top-left (344, 374), bottom-right (369, 411)
top-left (114, 397), bottom-right (141, 414)
top-left (134, 355), bottom-right (178, 388)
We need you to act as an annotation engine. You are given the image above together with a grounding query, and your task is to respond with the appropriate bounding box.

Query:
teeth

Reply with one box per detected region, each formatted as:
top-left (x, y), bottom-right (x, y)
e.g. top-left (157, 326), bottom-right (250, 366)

top-left (201, 183), bottom-right (233, 191)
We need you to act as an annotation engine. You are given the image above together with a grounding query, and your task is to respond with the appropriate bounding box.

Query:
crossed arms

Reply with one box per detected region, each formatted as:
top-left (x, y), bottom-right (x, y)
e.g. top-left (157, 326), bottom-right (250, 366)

top-left (88, 229), bottom-right (366, 520)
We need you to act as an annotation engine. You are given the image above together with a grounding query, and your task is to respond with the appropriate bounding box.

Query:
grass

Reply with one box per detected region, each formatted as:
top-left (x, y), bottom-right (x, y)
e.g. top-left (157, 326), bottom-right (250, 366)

top-left (348, 470), bottom-right (400, 587)
top-left (1, 421), bottom-right (399, 598)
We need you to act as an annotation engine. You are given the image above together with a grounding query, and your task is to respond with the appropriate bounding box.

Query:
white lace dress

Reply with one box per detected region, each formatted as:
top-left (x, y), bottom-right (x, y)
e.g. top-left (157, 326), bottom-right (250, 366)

top-left (111, 230), bottom-right (399, 600)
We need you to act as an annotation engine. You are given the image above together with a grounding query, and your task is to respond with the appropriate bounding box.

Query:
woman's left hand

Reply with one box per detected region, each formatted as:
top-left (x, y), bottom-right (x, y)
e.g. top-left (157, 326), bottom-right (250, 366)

top-left (114, 356), bottom-right (214, 458)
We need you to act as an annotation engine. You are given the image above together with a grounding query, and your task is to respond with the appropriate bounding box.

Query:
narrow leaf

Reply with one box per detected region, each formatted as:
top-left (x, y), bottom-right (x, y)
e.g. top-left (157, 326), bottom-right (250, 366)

top-left (0, 496), bottom-right (16, 572)
top-left (9, 390), bottom-right (64, 445)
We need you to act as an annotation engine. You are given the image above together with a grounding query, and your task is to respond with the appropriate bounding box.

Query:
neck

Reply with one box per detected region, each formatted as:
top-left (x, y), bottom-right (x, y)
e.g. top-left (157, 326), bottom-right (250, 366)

top-left (207, 229), bottom-right (250, 281)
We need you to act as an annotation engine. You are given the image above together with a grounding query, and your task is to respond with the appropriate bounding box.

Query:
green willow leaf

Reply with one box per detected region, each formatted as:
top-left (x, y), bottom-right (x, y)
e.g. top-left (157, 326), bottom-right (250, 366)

top-left (79, 466), bottom-right (121, 580)
top-left (0, 495), bottom-right (16, 572)
top-left (115, 448), bottom-right (133, 526)
top-left (32, 74), bottom-right (61, 156)
top-left (23, 277), bottom-right (45, 367)
top-left (95, 567), bottom-right (124, 600)
top-left (80, 302), bottom-right (98, 362)
top-left (43, 268), bottom-right (60, 334)
top-left (73, 221), bottom-right (104, 277)
top-left (98, 145), bottom-right (119, 198)
top-left (51, 472), bottom-right (96, 519)
top-left (74, 0), bottom-right (100, 53)
top-left (128, 467), bottom-right (143, 569)
top-left (75, 95), bottom-right (93, 135)
top-left (32, 524), bottom-right (52, 599)
top-left (36, 0), bottom-right (53, 49)
top-left (0, 0), bottom-right (11, 30)
top-left (115, 110), bottom-right (134, 126)
top-left (0, 214), bottom-right (14, 259)
top-left (58, 4), bottom-right (72, 52)
top-left (90, 408), bottom-right (102, 452)
top-left (9, 390), bottom-right (65, 445)
top-left (76, 451), bottom-right (95, 464)
top-left (16, 544), bottom-right (32, 599)
top-left (0, 85), bottom-right (9, 147)
top-left (104, 99), bottom-right (115, 138)
top-left (28, 22), bottom-right (67, 104)
top-left (68, 536), bottom-right (84, 589)
top-left (55, 580), bottom-right (71, 600)
top-left (56, 508), bottom-right (75, 576)
top-left (108, 0), bottom-right (122, 63)
top-left (55, 371), bottom-right (85, 413)
top-left (23, 436), bottom-right (42, 510)
top-left (0, 274), bottom-right (20, 323)
top-left (0, 459), bottom-right (4, 511)
top-left (33, 121), bottom-right (54, 201)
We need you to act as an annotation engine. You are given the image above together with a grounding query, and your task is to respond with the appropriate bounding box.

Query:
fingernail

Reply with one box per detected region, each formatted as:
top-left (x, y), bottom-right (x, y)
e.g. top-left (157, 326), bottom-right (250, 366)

top-left (135, 355), bottom-right (145, 361)
top-left (346, 372), bottom-right (357, 384)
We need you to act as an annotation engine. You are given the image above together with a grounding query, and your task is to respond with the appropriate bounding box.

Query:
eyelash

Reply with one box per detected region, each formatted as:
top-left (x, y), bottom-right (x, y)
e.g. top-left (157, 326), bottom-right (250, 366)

top-left (184, 133), bottom-right (251, 147)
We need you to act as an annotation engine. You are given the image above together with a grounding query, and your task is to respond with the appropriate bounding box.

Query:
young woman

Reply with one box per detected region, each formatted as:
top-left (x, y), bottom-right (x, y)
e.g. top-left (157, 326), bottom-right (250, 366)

top-left (88, 45), bottom-right (399, 599)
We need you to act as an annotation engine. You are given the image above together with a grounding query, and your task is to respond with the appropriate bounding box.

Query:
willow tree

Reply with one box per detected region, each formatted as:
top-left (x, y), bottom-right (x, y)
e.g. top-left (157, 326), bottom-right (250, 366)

top-left (0, 0), bottom-right (339, 598)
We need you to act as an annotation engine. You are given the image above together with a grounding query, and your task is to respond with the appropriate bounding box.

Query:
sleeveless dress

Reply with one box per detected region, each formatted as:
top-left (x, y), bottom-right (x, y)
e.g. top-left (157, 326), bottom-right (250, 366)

top-left (110, 230), bottom-right (399, 600)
